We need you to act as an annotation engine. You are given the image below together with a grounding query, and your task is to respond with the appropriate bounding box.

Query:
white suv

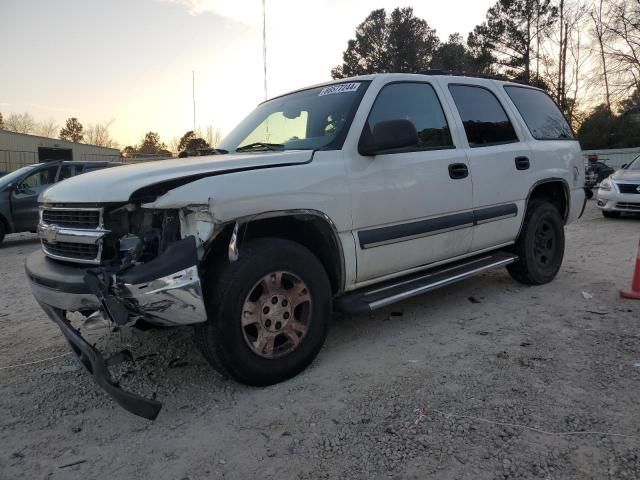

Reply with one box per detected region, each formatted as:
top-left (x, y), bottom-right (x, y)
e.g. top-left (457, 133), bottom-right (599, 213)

top-left (26, 73), bottom-right (586, 419)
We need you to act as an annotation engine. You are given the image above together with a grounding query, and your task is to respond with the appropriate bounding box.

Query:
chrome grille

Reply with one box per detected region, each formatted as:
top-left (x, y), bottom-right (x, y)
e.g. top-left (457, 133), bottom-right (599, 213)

top-left (616, 202), bottom-right (640, 211)
top-left (616, 183), bottom-right (640, 194)
top-left (38, 207), bottom-right (107, 264)
top-left (42, 240), bottom-right (100, 260)
top-left (42, 209), bottom-right (100, 229)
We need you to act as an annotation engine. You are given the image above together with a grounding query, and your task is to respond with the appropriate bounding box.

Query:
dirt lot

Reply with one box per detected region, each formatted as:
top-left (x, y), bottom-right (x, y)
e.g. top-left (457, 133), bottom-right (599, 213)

top-left (1, 201), bottom-right (639, 480)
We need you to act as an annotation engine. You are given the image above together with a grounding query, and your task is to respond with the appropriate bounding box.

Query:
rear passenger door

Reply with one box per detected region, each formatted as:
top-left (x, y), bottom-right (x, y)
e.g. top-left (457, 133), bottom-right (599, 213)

top-left (445, 83), bottom-right (532, 252)
top-left (347, 81), bottom-right (474, 283)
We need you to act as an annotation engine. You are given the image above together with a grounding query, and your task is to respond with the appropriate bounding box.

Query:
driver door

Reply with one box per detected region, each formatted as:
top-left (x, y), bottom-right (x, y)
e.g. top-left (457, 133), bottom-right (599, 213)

top-left (11, 163), bottom-right (60, 231)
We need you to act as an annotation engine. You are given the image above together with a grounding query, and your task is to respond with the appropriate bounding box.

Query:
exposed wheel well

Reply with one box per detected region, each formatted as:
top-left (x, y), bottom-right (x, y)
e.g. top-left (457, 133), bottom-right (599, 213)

top-left (203, 214), bottom-right (344, 294)
top-left (527, 180), bottom-right (568, 222)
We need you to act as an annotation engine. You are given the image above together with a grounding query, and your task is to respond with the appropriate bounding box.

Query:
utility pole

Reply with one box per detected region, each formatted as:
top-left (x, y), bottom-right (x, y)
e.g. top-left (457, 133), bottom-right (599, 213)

top-left (192, 70), bottom-right (196, 132)
top-left (262, 0), bottom-right (267, 100)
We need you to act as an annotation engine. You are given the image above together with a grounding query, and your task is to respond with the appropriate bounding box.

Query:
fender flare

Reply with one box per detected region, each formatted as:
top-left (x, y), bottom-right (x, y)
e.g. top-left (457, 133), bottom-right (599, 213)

top-left (210, 209), bottom-right (346, 292)
top-left (516, 178), bottom-right (570, 239)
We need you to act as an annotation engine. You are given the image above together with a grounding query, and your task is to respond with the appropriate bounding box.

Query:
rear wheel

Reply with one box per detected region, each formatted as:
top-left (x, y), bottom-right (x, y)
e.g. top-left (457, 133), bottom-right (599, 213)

top-left (602, 210), bottom-right (621, 218)
top-left (195, 238), bottom-right (332, 386)
top-left (507, 200), bottom-right (565, 285)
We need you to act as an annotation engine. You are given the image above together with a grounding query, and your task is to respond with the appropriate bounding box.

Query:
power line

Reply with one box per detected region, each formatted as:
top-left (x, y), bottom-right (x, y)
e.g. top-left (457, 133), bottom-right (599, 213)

top-left (262, 0), bottom-right (268, 101)
top-left (192, 70), bottom-right (196, 132)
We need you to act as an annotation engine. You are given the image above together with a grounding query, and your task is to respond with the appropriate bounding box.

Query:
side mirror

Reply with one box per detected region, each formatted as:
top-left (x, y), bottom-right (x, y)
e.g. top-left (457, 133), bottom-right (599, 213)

top-left (359, 119), bottom-right (418, 156)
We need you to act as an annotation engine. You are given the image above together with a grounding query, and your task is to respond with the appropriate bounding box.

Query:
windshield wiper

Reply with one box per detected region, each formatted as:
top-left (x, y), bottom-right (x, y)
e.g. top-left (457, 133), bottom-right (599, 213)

top-left (236, 142), bottom-right (284, 152)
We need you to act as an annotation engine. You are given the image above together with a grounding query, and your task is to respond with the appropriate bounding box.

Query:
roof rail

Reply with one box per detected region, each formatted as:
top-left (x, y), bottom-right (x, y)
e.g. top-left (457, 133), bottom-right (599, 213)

top-left (417, 70), bottom-right (507, 81)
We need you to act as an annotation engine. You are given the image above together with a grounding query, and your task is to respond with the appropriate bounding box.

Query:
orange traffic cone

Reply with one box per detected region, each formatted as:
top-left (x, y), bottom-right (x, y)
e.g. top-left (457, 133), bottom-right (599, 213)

top-left (621, 238), bottom-right (640, 300)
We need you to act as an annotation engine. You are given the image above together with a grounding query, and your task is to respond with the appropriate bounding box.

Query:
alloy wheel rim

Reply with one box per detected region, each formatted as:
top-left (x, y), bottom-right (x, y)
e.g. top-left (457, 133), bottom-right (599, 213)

top-left (240, 271), bottom-right (312, 359)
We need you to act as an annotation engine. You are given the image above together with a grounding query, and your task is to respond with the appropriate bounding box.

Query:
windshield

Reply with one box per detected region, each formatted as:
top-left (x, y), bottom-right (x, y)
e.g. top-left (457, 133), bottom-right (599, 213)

top-left (627, 155), bottom-right (640, 171)
top-left (219, 81), bottom-right (369, 153)
top-left (0, 165), bottom-right (37, 189)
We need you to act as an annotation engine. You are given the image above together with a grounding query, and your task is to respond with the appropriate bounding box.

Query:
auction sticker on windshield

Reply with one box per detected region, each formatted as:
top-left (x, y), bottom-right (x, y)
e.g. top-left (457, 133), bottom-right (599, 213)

top-left (318, 83), bottom-right (360, 96)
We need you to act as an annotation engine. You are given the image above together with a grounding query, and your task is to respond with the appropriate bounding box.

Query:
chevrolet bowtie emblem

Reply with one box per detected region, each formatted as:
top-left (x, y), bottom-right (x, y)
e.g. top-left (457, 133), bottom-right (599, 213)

top-left (636, 185), bottom-right (640, 193)
top-left (39, 224), bottom-right (59, 244)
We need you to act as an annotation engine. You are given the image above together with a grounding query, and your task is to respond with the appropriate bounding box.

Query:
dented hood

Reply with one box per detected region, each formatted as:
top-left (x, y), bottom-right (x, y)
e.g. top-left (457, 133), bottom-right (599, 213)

top-left (40, 150), bottom-right (312, 204)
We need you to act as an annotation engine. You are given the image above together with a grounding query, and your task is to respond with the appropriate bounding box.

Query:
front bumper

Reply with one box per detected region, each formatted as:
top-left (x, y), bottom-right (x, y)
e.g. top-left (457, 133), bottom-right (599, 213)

top-left (37, 302), bottom-right (163, 420)
top-left (26, 236), bottom-right (208, 419)
top-left (26, 236), bottom-right (207, 326)
top-left (596, 189), bottom-right (640, 213)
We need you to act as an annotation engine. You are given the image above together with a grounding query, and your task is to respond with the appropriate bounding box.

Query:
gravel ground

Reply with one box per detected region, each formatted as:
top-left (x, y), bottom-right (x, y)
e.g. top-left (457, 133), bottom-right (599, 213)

top-left (1, 201), bottom-right (639, 480)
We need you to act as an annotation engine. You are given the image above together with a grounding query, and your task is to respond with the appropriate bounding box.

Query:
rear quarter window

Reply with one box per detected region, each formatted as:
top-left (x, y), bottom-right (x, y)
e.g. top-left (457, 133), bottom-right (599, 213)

top-left (448, 84), bottom-right (518, 148)
top-left (504, 86), bottom-right (574, 140)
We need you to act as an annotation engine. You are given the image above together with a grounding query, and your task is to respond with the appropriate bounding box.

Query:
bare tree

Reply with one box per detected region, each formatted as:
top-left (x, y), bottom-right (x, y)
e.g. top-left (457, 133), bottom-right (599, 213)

top-left (84, 120), bottom-right (118, 148)
top-left (606, 0), bottom-right (640, 96)
top-left (168, 136), bottom-right (181, 154)
top-left (35, 118), bottom-right (58, 138)
top-left (4, 112), bottom-right (36, 134)
top-left (590, 0), bottom-right (612, 111)
top-left (205, 125), bottom-right (222, 147)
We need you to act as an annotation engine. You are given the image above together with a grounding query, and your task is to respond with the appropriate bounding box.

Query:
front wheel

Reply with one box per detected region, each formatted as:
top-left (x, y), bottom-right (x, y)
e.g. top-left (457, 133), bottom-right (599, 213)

top-left (195, 238), bottom-right (332, 386)
top-left (507, 200), bottom-right (565, 285)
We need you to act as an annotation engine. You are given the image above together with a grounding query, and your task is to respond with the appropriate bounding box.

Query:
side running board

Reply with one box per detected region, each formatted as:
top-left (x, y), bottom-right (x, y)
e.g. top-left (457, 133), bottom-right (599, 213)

top-left (335, 251), bottom-right (518, 315)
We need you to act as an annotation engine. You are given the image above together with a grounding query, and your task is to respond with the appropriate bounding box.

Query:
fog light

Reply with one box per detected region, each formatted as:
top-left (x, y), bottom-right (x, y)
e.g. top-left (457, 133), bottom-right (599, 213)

top-left (597, 200), bottom-right (606, 207)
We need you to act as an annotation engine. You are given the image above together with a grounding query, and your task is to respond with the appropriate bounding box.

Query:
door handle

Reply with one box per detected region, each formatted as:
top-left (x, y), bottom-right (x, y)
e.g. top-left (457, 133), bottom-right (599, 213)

top-left (448, 163), bottom-right (469, 179)
top-left (515, 156), bottom-right (530, 170)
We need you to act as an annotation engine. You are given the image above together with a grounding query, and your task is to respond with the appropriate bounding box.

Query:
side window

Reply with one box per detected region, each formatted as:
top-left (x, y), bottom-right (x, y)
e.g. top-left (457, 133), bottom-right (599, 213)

top-left (81, 165), bottom-right (105, 174)
top-left (364, 82), bottom-right (453, 151)
top-left (20, 165), bottom-right (58, 189)
top-left (58, 165), bottom-right (74, 181)
top-left (449, 85), bottom-right (518, 147)
top-left (504, 86), bottom-right (574, 140)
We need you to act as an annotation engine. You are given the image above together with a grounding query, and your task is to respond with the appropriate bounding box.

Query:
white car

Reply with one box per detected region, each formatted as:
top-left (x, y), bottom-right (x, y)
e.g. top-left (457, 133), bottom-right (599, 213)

top-left (597, 155), bottom-right (640, 217)
top-left (26, 73), bottom-right (586, 418)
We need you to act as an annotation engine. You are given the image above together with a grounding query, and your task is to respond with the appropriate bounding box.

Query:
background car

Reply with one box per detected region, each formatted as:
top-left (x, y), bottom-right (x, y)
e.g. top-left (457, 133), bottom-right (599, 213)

top-left (596, 154), bottom-right (640, 218)
top-left (0, 160), bottom-right (123, 245)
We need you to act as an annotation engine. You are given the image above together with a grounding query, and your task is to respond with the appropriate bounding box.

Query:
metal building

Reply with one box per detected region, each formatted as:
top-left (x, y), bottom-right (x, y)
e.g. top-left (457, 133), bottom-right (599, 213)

top-left (0, 129), bottom-right (121, 173)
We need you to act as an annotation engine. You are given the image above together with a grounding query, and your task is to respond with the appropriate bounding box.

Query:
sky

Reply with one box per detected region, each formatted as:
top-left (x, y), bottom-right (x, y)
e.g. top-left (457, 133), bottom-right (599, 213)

top-left (0, 0), bottom-right (495, 147)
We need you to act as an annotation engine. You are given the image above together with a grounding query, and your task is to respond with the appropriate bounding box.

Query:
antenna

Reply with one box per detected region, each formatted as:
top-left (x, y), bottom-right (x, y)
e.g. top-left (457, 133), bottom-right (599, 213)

top-left (192, 70), bottom-right (196, 132)
top-left (262, 0), bottom-right (268, 100)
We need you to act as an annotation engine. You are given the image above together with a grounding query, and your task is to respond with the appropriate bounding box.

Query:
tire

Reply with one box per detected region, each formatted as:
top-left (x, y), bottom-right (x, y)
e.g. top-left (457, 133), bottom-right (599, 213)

top-left (0, 221), bottom-right (5, 246)
top-left (195, 238), bottom-right (332, 386)
top-left (602, 210), bottom-right (621, 218)
top-left (507, 200), bottom-right (565, 285)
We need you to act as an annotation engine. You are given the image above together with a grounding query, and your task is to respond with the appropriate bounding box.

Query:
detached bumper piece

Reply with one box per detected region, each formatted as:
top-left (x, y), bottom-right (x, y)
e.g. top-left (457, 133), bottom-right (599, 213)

top-left (38, 302), bottom-right (162, 420)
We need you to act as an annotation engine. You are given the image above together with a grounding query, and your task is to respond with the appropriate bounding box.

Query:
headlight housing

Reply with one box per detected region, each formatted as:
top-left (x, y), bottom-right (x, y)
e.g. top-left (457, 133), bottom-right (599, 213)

top-left (599, 177), bottom-right (613, 191)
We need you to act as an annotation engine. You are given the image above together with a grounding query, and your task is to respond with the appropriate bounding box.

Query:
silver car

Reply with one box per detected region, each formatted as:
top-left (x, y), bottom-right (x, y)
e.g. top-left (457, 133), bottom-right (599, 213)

top-left (597, 155), bottom-right (640, 218)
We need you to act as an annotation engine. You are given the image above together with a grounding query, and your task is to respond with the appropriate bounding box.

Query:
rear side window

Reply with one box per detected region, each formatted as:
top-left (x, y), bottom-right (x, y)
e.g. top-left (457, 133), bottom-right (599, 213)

top-left (504, 86), bottom-right (574, 140)
top-left (58, 165), bottom-right (74, 181)
top-left (449, 85), bottom-right (518, 147)
top-left (81, 165), bottom-right (105, 174)
top-left (365, 82), bottom-right (454, 151)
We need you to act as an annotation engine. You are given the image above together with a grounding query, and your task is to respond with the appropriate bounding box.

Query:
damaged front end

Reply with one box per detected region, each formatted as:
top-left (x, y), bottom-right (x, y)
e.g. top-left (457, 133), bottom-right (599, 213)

top-left (27, 203), bottom-right (214, 419)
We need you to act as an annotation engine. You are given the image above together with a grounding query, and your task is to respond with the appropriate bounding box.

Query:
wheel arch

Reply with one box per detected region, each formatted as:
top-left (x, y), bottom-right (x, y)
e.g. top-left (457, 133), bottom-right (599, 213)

top-left (202, 209), bottom-right (345, 294)
top-left (524, 178), bottom-right (569, 221)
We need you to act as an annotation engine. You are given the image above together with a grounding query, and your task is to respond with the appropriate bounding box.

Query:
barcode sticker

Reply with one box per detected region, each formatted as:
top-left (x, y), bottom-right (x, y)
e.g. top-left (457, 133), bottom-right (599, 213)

top-left (318, 83), bottom-right (360, 96)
